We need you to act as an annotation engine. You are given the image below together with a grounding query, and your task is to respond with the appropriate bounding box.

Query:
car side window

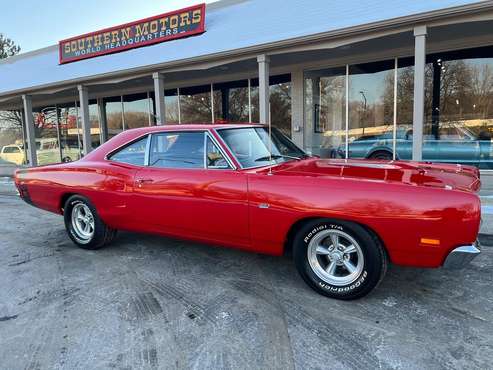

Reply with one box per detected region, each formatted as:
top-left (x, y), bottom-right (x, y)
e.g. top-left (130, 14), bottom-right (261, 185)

top-left (109, 136), bottom-right (148, 166)
top-left (206, 137), bottom-right (231, 169)
top-left (149, 131), bottom-right (204, 169)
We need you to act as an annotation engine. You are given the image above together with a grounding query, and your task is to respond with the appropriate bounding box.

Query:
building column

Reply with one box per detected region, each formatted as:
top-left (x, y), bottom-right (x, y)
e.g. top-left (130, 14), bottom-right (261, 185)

top-left (412, 25), bottom-right (427, 161)
top-left (153, 72), bottom-right (166, 125)
top-left (77, 85), bottom-right (92, 156)
top-left (21, 95), bottom-right (37, 167)
top-left (290, 69), bottom-right (304, 148)
top-left (257, 54), bottom-right (270, 124)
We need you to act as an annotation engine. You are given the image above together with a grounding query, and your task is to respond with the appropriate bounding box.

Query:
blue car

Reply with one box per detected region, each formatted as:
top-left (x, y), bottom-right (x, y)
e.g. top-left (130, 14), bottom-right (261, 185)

top-left (336, 124), bottom-right (493, 169)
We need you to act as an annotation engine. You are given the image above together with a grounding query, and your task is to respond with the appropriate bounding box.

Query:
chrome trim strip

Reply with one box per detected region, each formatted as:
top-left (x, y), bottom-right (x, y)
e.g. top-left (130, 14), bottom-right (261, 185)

top-left (206, 131), bottom-right (237, 170)
top-left (104, 132), bottom-right (151, 164)
top-left (144, 133), bottom-right (151, 166)
top-left (443, 241), bottom-right (481, 269)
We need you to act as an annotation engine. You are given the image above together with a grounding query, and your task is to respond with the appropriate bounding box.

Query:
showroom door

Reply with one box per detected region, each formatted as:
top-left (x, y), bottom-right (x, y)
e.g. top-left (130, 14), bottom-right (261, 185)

top-left (131, 131), bottom-right (250, 247)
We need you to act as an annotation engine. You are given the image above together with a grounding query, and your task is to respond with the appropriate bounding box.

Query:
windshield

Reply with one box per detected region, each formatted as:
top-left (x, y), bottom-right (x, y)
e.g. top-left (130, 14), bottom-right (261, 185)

top-left (218, 127), bottom-right (307, 168)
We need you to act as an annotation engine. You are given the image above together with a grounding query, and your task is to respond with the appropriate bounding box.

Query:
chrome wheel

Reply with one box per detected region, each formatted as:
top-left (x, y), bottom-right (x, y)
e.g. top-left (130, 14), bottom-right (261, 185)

top-left (307, 229), bottom-right (364, 286)
top-left (71, 203), bottom-right (95, 244)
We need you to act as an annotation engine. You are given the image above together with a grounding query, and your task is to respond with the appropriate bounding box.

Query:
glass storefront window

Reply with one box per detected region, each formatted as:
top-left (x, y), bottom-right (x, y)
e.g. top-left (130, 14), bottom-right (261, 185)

top-left (104, 96), bottom-right (124, 139)
top-left (123, 93), bottom-right (151, 129)
top-left (0, 110), bottom-right (26, 166)
top-left (394, 57), bottom-right (415, 160)
top-left (213, 80), bottom-right (250, 123)
top-left (304, 67), bottom-right (346, 157)
top-left (34, 106), bottom-right (61, 165)
top-left (180, 85), bottom-right (213, 123)
top-left (347, 60), bottom-right (395, 159)
top-left (165, 89), bottom-right (180, 124)
top-left (59, 102), bottom-right (82, 162)
top-left (251, 75), bottom-right (292, 136)
top-left (421, 47), bottom-right (493, 169)
top-left (270, 75), bottom-right (292, 137)
top-left (88, 100), bottom-right (101, 147)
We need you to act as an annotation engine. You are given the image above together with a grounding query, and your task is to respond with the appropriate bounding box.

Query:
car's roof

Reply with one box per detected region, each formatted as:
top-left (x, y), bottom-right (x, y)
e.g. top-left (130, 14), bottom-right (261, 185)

top-left (126, 123), bottom-right (264, 135)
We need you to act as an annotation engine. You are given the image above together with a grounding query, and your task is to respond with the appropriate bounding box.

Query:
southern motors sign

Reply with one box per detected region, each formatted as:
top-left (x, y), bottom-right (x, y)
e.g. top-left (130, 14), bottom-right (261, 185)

top-left (59, 4), bottom-right (205, 64)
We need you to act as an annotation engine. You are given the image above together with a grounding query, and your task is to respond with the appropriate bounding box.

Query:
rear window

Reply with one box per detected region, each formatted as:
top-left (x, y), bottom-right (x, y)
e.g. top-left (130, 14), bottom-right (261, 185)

top-left (109, 136), bottom-right (148, 165)
top-left (3, 146), bottom-right (21, 154)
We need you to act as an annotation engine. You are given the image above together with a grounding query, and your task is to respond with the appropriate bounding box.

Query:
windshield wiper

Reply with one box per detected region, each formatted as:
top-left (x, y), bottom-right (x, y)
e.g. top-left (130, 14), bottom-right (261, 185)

top-left (254, 154), bottom-right (301, 162)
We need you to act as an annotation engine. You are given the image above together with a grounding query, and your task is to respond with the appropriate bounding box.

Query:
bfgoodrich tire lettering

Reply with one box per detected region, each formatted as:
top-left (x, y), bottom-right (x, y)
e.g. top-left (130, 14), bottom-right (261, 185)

top-left (64, 195), bottom-right (116, 250)
top-left (293, 219), bottom-right (387, 300)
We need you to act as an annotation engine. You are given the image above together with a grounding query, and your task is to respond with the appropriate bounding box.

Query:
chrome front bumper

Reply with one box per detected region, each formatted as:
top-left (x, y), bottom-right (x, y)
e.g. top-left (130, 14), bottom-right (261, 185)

top-left (443, 241), bottom-right (481, 269)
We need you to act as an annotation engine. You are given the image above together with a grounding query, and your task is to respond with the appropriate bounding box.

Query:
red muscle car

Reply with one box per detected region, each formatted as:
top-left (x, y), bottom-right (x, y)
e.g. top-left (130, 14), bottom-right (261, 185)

top-left (14, 124), bottom-right (482, 300)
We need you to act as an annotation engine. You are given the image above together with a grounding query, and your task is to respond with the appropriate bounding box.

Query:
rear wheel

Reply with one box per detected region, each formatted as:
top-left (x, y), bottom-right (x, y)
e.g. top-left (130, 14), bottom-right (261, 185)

top-left (64, 195), bottom-right (116, 250)
top-left (368, 151), bottom-right (393, 160)
top-left (293, 219), bottom-right (387, 300)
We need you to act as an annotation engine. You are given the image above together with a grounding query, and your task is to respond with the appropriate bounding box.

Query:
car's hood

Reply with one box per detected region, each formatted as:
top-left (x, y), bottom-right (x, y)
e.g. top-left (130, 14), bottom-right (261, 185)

top-left (259, 158), bottom-right (481, 193)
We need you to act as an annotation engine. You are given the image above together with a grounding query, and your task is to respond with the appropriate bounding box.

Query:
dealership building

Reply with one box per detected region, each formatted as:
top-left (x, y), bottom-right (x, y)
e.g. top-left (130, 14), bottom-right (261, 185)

top-left (1, 0), bottom-right (493, 170)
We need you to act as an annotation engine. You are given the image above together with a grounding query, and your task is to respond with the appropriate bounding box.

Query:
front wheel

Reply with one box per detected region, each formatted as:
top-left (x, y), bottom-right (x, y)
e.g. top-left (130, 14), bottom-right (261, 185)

top-left (293, 219), bottom-right (387, 300)
top-left (64, 195), bottom-right (116, 250)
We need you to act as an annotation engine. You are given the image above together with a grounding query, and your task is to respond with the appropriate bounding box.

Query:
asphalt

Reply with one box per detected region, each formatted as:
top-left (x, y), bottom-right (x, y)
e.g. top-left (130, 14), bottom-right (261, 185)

top-left (0, 178), bottom-right (492, 369)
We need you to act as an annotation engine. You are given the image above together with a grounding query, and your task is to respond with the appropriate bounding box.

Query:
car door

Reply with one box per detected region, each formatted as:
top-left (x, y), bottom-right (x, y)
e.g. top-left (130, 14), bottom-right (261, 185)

top-left (132, 130), bottom-right (250, 247)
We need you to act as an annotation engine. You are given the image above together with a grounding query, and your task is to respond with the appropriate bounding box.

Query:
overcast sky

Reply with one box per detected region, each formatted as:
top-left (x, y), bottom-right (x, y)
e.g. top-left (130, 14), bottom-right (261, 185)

top-left (0, 0), bottom-right (215, 54)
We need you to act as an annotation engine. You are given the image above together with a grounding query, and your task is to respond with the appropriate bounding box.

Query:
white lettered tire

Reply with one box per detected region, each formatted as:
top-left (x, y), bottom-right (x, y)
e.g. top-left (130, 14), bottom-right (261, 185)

top-left (293, 219), bottom-right (387, 300)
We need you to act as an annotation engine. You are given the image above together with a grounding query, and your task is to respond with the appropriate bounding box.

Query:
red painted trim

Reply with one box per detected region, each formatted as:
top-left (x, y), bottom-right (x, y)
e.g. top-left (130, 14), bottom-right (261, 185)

top-left (58, 3), bottom-right (206, 65)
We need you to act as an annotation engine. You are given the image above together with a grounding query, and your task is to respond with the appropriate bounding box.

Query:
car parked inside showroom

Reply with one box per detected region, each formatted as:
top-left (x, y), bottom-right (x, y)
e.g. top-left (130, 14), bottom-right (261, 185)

top-left (336, 123), bottom-right (493, 168)
top-left (14, 124), bottom-right (482, 300)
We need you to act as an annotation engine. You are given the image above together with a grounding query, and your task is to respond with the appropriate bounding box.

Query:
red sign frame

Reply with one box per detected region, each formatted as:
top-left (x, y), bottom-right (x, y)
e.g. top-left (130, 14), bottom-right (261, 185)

top-left (58, 3), bottom-right (206, 64)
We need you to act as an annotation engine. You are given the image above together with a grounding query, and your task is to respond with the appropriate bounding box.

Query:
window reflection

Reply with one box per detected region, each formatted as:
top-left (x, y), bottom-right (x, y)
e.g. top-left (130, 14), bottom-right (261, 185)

top-left (213, 80), bottom-right (249, 123)
top-left (89, 100), bottom-right (101, 147)
top-left (59, 103), bottom-right (81, 162)
top-left (123, 93), bottom-right (151, 129)
top-left (304, 67), bottom-right (346, 157)
top-left (251, 75), bottom-right (292, 137)
top-left (348, 60), bottom-right (395, 160)
top-left (180, 85), bottom-right (213, 123)
top-left (0, 110), bottom-right (26, 166)
top-left (34, 106), bottom-right (61, 165)
top-left (165, 89), bottom-right (180, 124)
top-left (422, 48), bottom-right (493, 168)
top-left (104, 96), bottom-right (124, 139)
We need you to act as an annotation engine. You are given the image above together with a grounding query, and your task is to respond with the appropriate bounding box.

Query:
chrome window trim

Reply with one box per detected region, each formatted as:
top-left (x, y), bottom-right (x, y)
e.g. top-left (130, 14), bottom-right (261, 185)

top-left (147, 130), bottom-right (207, 170)
top-left (104, 132), bottom-right (150, 167)
top-left (212, 127), bottom-right (248, 169)
top-left (206, 131), bottom-right (237, 170)
top-left (214, 126), bottom-right (306, 170)
top-left (144, 134), bottom-right (151, 166)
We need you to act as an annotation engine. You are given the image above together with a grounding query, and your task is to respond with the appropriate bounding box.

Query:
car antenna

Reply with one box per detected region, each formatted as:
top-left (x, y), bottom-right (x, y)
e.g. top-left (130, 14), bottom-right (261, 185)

top-left (268, 102), bottom-right (273, 176)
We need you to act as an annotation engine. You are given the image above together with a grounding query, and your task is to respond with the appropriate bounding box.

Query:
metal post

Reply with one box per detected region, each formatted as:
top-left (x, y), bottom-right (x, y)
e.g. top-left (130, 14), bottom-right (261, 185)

top-left (210, 83), bottom-right (215, 123)
top-left (412, 25), bottom-right (427, 161)
top-left (393, 58), bottom-right (398, 160)
top-left (153, 72), bottom-right (166, 125)
top-left (21, 94), bottom-right (37, 167)
top-left (290, 70), bottom-right (304, 149)
top-left (97, 98), bottom-right (108, 143)
top-left (248, 79), bottom-right (252, 122)
top-left (345, 64), bottom-right (349, 159)
top-left (257, 54), bottom-right (270, 125)
top-left (77, 85), bottom-right (92, 156)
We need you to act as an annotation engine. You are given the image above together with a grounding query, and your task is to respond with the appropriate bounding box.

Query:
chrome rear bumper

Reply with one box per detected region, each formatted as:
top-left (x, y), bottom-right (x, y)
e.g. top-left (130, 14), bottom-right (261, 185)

top-left (443, 241), bottom-right (481, 269)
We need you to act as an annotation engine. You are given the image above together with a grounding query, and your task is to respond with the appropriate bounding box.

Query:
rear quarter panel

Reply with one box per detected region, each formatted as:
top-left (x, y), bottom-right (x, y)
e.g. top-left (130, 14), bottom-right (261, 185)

top-left (248, 173), bottom-right (480, 267)
top-left (15, 161), bottom-right (137, 229)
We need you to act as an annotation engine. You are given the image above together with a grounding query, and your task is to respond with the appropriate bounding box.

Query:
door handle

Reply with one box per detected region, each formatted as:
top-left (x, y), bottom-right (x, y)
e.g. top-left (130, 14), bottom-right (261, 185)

top-left (136, 178), bottom-right (154, 187)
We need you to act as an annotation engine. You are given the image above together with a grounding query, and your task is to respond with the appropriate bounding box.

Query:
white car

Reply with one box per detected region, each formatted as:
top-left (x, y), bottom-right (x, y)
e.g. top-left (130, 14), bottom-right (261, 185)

top-left (0, 144), bottom-right (25, 165)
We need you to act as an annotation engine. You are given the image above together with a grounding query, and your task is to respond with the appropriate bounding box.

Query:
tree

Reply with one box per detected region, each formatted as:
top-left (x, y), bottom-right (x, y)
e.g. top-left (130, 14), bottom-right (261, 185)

top-left (0, 33), bottom-right (20, 59)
